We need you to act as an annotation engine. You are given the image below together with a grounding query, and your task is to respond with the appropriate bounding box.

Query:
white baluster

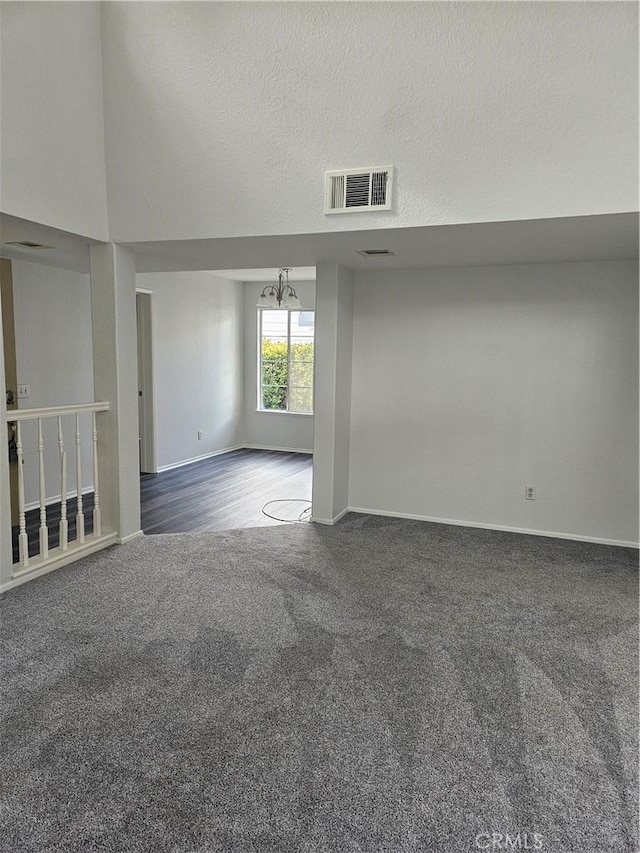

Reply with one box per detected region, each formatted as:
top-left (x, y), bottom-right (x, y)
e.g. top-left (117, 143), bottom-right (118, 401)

top-left (75, 413), bottom-right (85, 543)
top-left (58, 416), bottom-right (68, 551)
top-left (15, 422), bottom-right (29, 566)
top-left (37, 419), bottom-right (49, 558)
top-left (92, 412), bottom-right (101, 537)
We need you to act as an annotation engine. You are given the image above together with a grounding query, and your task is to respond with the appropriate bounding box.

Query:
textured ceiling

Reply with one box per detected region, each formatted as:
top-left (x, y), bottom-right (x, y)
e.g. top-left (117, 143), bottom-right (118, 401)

top-left (213, 268), bottom-right (316, 283)
top-left (2, 2), bottom-right (637, 249)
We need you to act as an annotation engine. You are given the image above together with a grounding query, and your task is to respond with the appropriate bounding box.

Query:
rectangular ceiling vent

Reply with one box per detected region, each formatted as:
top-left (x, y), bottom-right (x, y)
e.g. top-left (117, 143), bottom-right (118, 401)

top-left (357, 249), bottom-right (395, 257)
top-left (4, 241), bottom-right (54, 250)
top-left (324, 166), bottom-right (394, 214)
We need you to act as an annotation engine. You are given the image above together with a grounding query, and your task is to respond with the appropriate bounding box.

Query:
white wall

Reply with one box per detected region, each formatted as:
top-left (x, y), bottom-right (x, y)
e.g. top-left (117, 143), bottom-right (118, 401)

top-left (12, 260), bottom-right (95, 506)
top-left (101, 2), bottom-right (637, 243)
top-left (0, 2), bottom-right (108, 240)
top-left (243, 280), bottom-right (315, 453)
top-left (349, 261), bottom-right (639, 546)
top-left (137, 272), bottom-right (244, 470)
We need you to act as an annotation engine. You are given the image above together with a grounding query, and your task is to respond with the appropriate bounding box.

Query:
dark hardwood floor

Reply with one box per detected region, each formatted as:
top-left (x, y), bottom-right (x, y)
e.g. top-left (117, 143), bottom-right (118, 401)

top-left (140, 449), bottom-right (313, 534)
top-left (11, 450), bottom-right (313, 560)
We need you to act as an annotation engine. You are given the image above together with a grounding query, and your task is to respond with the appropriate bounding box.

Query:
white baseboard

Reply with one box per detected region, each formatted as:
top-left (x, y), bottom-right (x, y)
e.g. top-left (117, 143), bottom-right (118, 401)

top-left (1, 532), bottom-right (118, 593)
top-left (155, 444), bottom-right (312, 473)
top-left (118, 530), bottom-right (144, 545)
top-left (347, 506), bottom-right (639, 549)
top-left (24, 486), bottom-right (94, 513)
top-left (243, 444), bottom-right (313, 455)
top-left (156, 445), bottom-right (244, 472)
top-left (310, 507), bottom-right (350, 525)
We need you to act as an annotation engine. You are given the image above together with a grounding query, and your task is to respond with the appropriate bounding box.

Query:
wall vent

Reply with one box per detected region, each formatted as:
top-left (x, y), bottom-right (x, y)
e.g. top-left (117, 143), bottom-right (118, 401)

top-left (324, 166), bottom-right (394, 214)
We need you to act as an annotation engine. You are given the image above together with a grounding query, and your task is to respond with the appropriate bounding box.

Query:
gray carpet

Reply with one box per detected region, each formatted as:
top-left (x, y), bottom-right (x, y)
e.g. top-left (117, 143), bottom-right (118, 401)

top-left (0, 513), bottom-right (637, 853)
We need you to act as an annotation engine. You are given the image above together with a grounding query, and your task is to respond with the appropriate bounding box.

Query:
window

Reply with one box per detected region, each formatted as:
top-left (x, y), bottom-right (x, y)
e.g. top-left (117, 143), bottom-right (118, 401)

top-left (297, 311), bottom-right (314, 327)
top-left (259, 309), bottom-right (314, 413)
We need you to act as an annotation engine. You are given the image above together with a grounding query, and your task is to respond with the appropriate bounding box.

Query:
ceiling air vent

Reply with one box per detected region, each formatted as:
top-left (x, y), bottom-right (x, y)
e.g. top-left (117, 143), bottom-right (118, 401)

top-left (324, 166), bottom-right (394, 214)
top-left (4, 241), bottom-right (54, 250)
top-left (357, 249), bottom-right (395, 257)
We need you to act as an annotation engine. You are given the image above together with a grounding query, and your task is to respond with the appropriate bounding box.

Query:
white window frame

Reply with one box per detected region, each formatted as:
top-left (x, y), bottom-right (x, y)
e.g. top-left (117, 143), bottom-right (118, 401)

top-left (257, 309), bottom-right (315, 415)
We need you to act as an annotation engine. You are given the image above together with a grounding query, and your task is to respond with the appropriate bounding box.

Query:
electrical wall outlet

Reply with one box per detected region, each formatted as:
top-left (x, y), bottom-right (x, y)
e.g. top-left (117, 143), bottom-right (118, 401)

top-left (525, 485), bottom-right (536, 500)
top-left (17, 384), bottom-right (30, 399)
top-left (197, 430), bottom-right (203, 440)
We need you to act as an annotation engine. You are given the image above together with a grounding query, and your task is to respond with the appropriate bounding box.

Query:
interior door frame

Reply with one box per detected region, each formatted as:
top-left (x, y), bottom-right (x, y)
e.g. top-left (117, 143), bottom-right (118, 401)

top-left (136, 289), bottom-right (157, 474)
top-left (1, 258), bottom-right (19, 525)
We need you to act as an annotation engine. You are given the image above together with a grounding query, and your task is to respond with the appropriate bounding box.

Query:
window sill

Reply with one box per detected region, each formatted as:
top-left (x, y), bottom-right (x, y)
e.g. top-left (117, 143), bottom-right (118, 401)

top-left (255, 409), bottom-right (313, 417)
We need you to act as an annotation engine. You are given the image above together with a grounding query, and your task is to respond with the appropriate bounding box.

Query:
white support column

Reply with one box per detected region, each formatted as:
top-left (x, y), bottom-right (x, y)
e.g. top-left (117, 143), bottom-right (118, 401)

top-left (90, 243), bottom-right (141, 543)
top-left (311, 263), bottom-right (355, 524)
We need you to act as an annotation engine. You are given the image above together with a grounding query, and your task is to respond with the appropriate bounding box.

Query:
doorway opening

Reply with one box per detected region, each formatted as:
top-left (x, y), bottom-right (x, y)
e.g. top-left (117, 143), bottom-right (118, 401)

top-left (135, 268), bottom-right (314, 534)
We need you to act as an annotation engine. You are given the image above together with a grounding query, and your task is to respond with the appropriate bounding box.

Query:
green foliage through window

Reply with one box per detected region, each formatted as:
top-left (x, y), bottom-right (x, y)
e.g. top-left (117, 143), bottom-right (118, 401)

top-left (260, 311), bottom-right (314, 414)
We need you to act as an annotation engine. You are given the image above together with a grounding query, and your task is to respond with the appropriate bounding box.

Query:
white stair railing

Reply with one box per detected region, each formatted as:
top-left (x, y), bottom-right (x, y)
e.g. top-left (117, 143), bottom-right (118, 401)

top-left (37, 418), bottom-right (48, 559)
top-left (58, 416), bottom-right (68, 552)
top-left (75, 413), bottom-right (85, 544)
top-left (92, 412), bottom-right (101, 537)
top-left (5, 402), bottom-right (110, 571)
top-left (15, 421), bottom-right (28, 567)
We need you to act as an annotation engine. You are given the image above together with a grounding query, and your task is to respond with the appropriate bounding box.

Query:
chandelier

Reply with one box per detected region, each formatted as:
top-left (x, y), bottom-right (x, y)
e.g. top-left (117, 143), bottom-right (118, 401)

top-left (256, 268), bottom-right (301, 309)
